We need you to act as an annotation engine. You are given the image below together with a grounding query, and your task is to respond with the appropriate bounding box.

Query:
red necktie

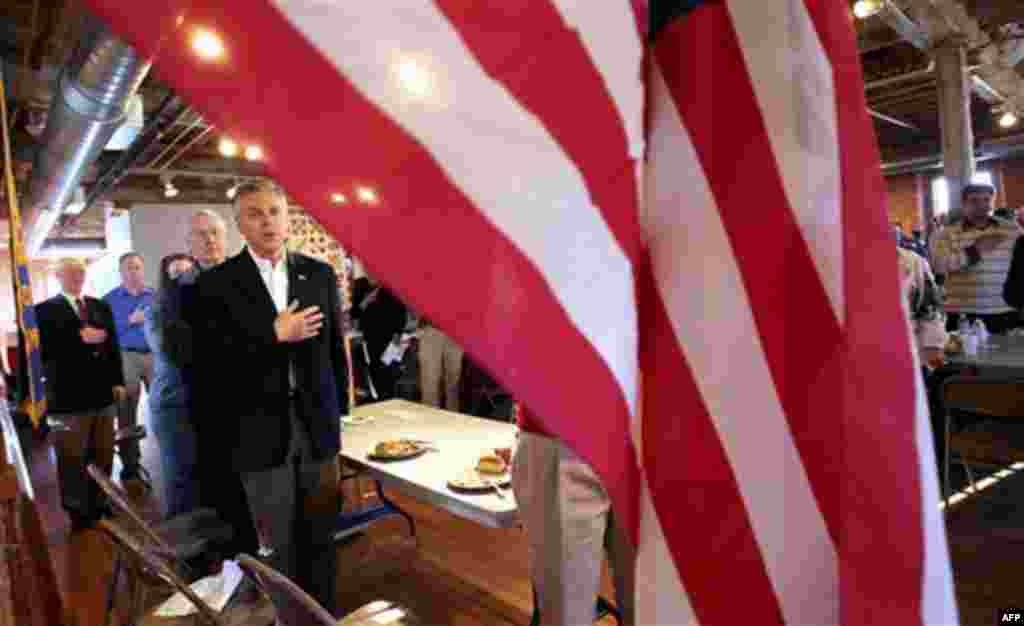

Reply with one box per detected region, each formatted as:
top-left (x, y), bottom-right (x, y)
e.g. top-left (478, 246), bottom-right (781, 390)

top-left (76, 298), bottom-right (88, 321)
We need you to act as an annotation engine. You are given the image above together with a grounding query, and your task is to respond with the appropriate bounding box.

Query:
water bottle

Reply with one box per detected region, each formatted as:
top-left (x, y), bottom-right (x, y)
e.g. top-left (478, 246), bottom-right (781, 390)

top-left (963, 325), bottom-right (979, 356)
top-left (972, 319), bottom-right (989, 345)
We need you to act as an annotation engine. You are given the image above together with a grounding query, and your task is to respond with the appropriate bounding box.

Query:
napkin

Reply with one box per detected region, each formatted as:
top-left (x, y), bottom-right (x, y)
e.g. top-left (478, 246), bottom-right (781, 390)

top-left (152, 559), bottom-right (244, 617)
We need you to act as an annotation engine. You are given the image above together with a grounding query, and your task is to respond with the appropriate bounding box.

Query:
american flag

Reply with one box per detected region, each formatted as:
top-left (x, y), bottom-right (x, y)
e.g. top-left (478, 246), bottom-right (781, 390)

top-left (86, 0), bottom-right (957, 622)
top-left (0, 65), bottom-right (47, 427)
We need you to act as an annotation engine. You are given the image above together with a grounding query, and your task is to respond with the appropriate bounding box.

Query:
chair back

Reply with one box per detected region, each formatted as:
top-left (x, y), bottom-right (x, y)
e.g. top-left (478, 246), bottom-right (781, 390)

top-left (338, 600), bottom-right (423, 625)
top-left (942, 376), bottom-right (1024, 417)
top-left (943, 376), bottom-right (1024, 465)
top-left (87, 463), bottom-right (173, 556)
top-left (235, 554), bottom-right (336, 625)
top-left (97, 518), bottom-right (223, 626)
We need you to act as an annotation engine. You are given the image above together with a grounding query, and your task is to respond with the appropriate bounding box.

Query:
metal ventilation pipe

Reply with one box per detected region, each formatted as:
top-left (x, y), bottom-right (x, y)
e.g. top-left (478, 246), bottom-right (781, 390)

top-left (25, 11), bottom-right (152, 256)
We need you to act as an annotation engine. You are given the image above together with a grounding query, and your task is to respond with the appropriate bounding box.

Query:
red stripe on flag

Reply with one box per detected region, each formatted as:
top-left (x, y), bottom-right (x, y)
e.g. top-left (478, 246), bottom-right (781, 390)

top-left (802, 2), bottom-right (928, 623)
top-left (84, 0), bottom-right (640, 537)
top-left (655, 4), bottom-right (845, 544)
top-left (435, 0), bottom-right (643, 265)
top-left (637, 255), bottom-right (785, 624)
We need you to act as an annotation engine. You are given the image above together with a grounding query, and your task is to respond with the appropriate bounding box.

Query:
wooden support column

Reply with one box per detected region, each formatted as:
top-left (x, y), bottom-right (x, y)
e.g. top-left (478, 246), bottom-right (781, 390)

top-left (935, 39), bottom-right (975, 222)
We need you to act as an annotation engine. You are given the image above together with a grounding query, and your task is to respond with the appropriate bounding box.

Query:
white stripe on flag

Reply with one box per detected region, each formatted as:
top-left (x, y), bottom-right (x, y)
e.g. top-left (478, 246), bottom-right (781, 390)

top-left (273, 0), bottom-right (638, 413)
top-left (908, 326), bottom-right (959, 625)
top-left (725, 0), bottom-right (845, 325)
top-left (646, 60), bottom-right (838, 625)
top-left (549, 0), bottom-right (646, 161)
top-left (635, 479), bottom-right (699, 625)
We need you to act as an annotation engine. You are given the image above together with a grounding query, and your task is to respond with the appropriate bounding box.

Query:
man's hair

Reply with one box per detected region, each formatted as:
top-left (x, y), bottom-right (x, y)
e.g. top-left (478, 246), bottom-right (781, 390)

top-left (119, 252), bottom-right (142, 267)
top-left (186, 208), bottom-right (227, 243)
top-left (962, 183), bottom-right (996, 199)
top-left (190, 208), bottom-right (227, 229)
top-left (57, 257), bottom-right (86, 272)
top-left (232, 179), bottom-right (288, 217)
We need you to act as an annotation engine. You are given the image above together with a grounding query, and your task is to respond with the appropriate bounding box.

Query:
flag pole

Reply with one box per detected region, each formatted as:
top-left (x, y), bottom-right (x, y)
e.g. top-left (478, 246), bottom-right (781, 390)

top-left (0, 64), bottom-right (46, 427)
top-left (342, 255), bottom-right (356, 409)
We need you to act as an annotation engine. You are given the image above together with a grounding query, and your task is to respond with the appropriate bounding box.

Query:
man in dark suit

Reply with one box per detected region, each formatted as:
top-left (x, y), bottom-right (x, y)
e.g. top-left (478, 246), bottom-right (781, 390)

top-left (350, 275), bottom-right (406, 399)
top-left (192, 181), bottom-right (345, 612)
top-left (36, 258), bottom-right (125, 529)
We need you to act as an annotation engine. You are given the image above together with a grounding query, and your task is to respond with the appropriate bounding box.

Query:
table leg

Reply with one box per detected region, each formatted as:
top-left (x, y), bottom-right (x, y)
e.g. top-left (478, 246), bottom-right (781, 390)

top-left (332, 478), bottom-right (417, 541)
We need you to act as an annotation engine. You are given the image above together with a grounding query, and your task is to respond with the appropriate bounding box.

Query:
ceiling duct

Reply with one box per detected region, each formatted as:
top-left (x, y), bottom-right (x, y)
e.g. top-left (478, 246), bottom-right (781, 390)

top-left (25, 10), bottom-right (153, 257)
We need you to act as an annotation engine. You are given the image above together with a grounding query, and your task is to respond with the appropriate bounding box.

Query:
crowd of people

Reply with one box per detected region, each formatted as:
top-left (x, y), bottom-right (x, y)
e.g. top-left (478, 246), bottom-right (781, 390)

top-left (899, 182), bottom-right (1024, 475)
top-left (28, 180), bottom-right (496, 613)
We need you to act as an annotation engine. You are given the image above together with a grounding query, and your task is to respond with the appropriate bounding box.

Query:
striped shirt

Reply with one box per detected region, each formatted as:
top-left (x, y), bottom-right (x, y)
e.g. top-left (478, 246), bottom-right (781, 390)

top-left (930, 217), bottom-right (1022, 314)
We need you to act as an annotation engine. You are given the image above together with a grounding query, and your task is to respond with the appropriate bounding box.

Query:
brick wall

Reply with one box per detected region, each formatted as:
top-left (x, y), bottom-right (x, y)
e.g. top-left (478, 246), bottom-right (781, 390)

top-left (1001, 157), bottom-right (1024, 209)
top-left (885, 173), bottom-right (922, 233)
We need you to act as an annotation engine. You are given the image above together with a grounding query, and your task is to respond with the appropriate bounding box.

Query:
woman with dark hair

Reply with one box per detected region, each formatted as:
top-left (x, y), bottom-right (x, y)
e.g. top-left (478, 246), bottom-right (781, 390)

top-left (144, 253), bottom-right (198, 517)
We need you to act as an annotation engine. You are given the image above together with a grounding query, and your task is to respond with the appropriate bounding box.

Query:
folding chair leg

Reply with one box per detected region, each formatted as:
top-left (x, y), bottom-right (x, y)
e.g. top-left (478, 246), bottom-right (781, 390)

top-left (104, 555), bottom-right (122, 626)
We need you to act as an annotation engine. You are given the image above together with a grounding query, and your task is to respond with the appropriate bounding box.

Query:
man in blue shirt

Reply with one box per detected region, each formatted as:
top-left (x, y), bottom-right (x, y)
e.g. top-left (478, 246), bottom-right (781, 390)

top-left (103, 252), bottom-right (155, 488)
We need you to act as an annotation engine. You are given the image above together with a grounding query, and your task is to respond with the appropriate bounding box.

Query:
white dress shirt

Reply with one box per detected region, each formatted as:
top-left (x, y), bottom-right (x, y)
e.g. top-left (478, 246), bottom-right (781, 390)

top-left (248, 246), bottom-right (289, 312)
top-left (62, 292), bottom-right (85, 318)
top-left (248, 246), bottom-right (296, 390)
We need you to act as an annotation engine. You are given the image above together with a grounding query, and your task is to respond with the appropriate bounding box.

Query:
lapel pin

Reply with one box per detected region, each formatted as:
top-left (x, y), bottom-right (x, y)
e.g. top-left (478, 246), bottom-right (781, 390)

top-left (298, 274), bottom-right (308, 280)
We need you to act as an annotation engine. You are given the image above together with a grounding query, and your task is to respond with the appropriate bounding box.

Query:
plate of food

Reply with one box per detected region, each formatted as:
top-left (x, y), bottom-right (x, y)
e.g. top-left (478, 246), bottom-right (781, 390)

top-left (367, 439), bottom-right (427, 461)
top-left (447, 468), bottom-right (512, 493)
top-left (342, 415), bottom-right (375, 426)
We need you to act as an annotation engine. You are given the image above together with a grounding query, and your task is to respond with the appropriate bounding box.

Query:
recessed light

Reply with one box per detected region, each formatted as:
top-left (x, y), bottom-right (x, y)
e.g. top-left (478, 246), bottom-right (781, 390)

top-left (219, 137), bottom-right (238, 158)
top-left (330, 193), bottom-right (347, 205)
top-left (244, 145), bottom-right (263, 161)
top-left (356, 186), bottom-right (378, 204)
top-left (190, 28), bottom-right (226, 62)
top-left (853, 0), bottom-right (883, 19)
top-left (999, 111), bottom-right (1019, 129)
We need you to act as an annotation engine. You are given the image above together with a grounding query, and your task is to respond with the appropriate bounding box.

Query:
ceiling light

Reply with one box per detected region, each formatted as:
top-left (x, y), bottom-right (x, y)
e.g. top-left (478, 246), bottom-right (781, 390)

top-left (356, 186), bottom-right (379, 204)
top-left (853, 0), bottom-right (884, 19)
top-left (244, 145), bottom-right (263, 161)
top-left (999, 111), bottom-right (1019, 129)
top-left (330, 192), bottom-right (347, 205)
top-left (397, 58), bottom-right (431, 98)
top-left (226, 182), bottom-right (239, 200)
top-left (219, 137), bottom-right (238, 158)
top-left (163, 180), bottom-right (179, 198)
top-left (190, 28), bottom-right (226, 61)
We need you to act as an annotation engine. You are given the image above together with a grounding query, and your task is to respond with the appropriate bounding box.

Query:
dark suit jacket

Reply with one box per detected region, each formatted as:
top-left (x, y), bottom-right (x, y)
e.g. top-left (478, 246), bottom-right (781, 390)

top-left (36, 295), bottom-right (124, 413)
top-left (1004, 237), bottom-right (1024, 310)
top-left (350, 278), bottom-right (407, 360)
top-left (192, 250), bottom-right (347, 474)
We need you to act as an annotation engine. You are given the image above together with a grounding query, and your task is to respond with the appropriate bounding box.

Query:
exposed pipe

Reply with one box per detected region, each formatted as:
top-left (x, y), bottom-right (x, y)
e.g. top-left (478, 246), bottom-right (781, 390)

top-left (865, 61), bottom-right (935, 91)
top-left (970, 74), bottom-right (1004, 102)
top-left (25, 10), bottom-right (153, 257)
top-left (145, 111), bottom-right (201, 168)
top-left (876, 0), bottom-right (930, 50)
top-left (80, 94), bottom-right (183, 208)
top-left (868, 108), bottom-right (920, 131)
top-left (125, 167), bottom-right (265, 182)
top-left (158, 124), bottom-right (215, 171)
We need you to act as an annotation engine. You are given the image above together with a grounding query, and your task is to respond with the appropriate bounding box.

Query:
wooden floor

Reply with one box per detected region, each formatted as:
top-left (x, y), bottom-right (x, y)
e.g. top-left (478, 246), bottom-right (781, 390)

top-left (3, 401), bottom-right (1022, 625)
top-left (0, 398), bottom-right (617, 626)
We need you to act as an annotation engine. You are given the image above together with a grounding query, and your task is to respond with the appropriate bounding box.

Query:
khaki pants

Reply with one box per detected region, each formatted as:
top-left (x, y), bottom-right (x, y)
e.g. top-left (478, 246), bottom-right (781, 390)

top-left (118, 351), bottom-right (153, 470)
top-left (512, 432), bottom-right (635, 626)
top-left (52, 407), bottom-right (115, 521)
top-left (417, 326), bottom-right (463, 411)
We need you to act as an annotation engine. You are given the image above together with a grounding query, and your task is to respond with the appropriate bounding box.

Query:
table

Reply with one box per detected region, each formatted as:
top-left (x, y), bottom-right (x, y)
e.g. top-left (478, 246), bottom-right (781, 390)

top-left (336, 400), bottom-right (518, 538)
top-left (946, 334), bottom-right (1024, 375)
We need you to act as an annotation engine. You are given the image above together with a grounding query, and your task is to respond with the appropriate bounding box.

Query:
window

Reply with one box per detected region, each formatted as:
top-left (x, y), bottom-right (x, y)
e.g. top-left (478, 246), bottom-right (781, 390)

top-left (931, 171), bottom-right (994, 217)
